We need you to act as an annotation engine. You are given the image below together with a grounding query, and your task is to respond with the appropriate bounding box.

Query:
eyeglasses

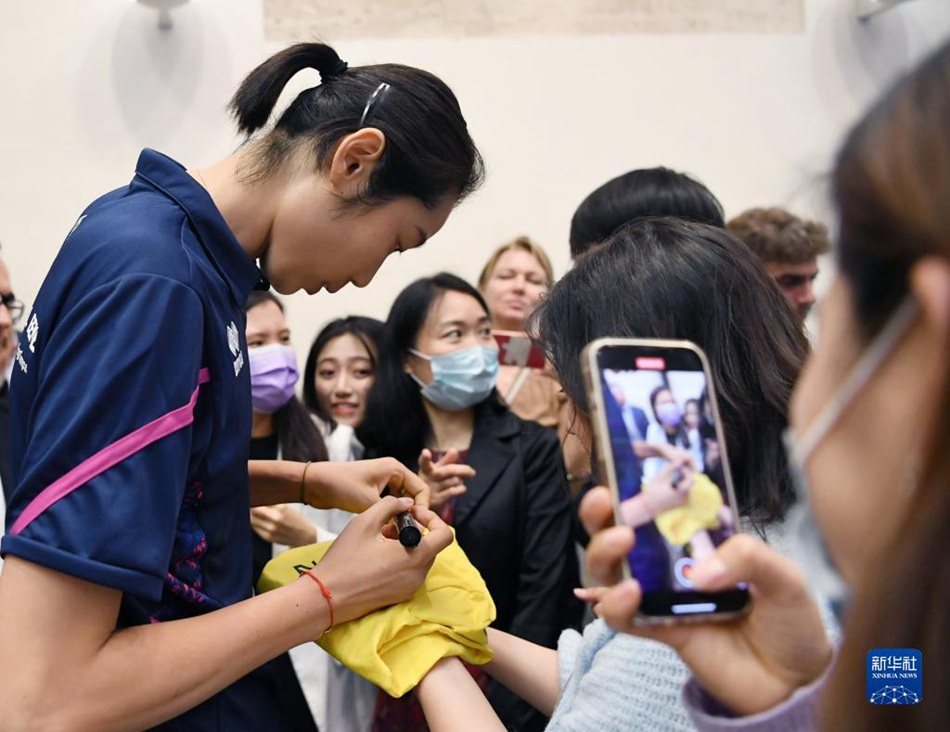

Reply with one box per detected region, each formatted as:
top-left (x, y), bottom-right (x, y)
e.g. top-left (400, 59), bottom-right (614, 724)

top-left (359, 82), bottom-right (392, 127)
top-left (1, 292), bottom-right (24, 325)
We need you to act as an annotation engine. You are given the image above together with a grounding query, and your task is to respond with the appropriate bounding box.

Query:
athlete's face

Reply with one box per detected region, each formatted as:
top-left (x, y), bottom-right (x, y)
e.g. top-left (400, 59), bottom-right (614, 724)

top-left (265, 189), bottom-right (454, 295)
top-left (261, 133), bottom-right (457, 295)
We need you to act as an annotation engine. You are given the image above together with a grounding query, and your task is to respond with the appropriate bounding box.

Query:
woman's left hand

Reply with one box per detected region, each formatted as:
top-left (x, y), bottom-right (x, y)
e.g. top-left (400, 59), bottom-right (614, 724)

top-left (250, 505), bottom-right (317, 547)
top-left (303, 458), bottom-right (431, 512)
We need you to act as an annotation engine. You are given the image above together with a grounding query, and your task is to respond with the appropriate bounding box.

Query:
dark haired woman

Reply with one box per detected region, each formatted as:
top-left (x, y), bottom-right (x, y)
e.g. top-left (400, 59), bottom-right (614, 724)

top-left (411, 219), bottom-right (811, 731)
top-left (643, 385), bottom-right (705, 481)
top-left (359, 273), bottom-right (580, 732)
top-left (0, 42), bottom-right (479, 729)
top-left (304, 316), bottom-right (384, 453)
top-left (302, 315), bottom-right (384, 732)
top-left (303, 316), bottom-right (385, 540)
top-left (582, 38), bottom-right (950, 732)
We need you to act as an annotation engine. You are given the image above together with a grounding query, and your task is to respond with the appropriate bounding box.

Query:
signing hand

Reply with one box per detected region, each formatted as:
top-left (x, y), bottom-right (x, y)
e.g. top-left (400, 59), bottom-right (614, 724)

top-left (641, 459), bottom-right (693, 513)
top-left (303, 458), bottom-right (431, 512)
top-left (316, 497), bottom-right (454, 625)
top-left (418, 449), bottom-right (476, 509)
top-left (250, 505), bottom-right (317, 547)
top-left (620, 459), bottom-right (693, 527)
top-left (580, 486), bottom-right (833, 717)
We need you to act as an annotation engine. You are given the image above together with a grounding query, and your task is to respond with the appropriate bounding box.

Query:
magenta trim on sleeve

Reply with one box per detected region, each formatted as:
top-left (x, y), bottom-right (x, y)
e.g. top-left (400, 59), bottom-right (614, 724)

top-left (10, 367), bottom-right (211, 536)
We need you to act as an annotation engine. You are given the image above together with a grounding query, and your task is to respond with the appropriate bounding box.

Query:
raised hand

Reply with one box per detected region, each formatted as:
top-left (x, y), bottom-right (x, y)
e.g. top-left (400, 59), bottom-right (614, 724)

top-left (303, 458), bottom-right (432, 512)
top-left (418, 448), bottom-right (476, 509)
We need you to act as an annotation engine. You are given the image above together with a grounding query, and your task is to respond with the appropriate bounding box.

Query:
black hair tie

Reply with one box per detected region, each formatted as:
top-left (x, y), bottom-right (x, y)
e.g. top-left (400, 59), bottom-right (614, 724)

top-left (322, 59), bottom-right (349, 82)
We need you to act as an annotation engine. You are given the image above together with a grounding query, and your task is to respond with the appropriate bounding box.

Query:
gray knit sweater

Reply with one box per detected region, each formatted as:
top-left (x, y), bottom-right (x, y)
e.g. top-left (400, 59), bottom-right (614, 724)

top-left (547, 522), bottom-right (835, 731)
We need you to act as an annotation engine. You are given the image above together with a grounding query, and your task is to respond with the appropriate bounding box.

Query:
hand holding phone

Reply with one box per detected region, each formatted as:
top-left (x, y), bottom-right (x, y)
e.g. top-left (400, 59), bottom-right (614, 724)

top-left (582, 338), bottom-right (750, 624)
top-left (578, 488), bottom-right (833, 718)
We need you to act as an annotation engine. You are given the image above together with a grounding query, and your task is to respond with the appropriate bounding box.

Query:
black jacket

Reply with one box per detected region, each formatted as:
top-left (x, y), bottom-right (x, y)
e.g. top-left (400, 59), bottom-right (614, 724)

top-left (453, 401), bottom-right (579, 644)
top-left (396, 400), bottom-right (582, 731)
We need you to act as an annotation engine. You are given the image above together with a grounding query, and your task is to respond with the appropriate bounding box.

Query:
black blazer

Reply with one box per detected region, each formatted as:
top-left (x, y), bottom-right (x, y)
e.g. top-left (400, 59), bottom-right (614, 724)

top-left (368, 399), bottom-right (581, 730)
top-left (452, 400), bottom-right (579, 643)
top-left (441, 400), bottom-right (581, 731)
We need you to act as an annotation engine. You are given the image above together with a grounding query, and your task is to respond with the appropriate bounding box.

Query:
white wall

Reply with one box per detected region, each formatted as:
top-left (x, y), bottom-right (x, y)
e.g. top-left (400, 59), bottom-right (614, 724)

top-left (1, 0), bottom-right (948, 355)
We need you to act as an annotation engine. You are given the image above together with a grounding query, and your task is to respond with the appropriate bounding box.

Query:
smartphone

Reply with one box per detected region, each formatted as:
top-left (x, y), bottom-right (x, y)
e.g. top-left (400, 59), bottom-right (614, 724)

top-left (492, 330), bottom-right (547, 369)
top-left (582, 338), bottom-right (750, 624)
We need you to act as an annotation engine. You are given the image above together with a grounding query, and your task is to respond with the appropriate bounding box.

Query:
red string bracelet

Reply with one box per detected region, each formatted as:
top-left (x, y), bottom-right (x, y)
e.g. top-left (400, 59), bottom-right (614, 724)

top-left (302, 570), bottom-right (334, 633)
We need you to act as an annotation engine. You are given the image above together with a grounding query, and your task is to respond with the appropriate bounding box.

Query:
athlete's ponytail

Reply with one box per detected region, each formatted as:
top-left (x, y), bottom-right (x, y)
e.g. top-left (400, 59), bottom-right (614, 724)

top-left (229, 43), bottom-right (348, 135)
top-left (227, 42), bottom-right (483, 208)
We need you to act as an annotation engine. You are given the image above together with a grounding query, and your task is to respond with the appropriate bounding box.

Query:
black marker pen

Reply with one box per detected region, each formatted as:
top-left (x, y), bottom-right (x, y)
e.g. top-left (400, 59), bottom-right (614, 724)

top-left (396, 511), bottom-right (422, 548)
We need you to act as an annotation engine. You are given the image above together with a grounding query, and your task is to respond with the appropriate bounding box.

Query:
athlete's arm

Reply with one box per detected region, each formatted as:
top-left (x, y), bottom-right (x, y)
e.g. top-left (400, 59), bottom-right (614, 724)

top-left (0, 500), bottom-right (451, 731)
top-left (249, 458), bottom-right (431, 510)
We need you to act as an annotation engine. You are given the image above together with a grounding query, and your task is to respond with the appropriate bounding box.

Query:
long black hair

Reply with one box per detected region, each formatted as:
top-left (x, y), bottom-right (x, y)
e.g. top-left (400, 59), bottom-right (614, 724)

top-left (532, 218), bottom-right (807, 521)
top-left (229, 43), bottom-right (484, 208)
top-left (302, 316), bottom-right (384, 426)
top-left (569, 167), bottom-right (724, 258)
top-left (245, 290), bottom-right (327, 463)
top-left (357, 273), bottom-right (498, 465)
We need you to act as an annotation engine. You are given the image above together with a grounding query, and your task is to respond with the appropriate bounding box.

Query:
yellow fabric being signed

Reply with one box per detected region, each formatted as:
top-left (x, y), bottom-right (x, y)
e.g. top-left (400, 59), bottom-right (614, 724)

top-left (654, 472), bottom-right (723, 546)
top-left (258, 534), bottom-right (496, 698)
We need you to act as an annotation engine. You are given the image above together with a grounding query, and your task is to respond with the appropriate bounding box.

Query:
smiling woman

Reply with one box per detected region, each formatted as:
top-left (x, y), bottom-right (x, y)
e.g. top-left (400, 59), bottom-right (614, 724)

top-left (0, 41), bottom-right (480, 732)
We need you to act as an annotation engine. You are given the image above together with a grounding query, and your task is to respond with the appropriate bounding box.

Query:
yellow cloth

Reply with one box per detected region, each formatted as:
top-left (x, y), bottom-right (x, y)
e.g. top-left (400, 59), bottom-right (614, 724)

top-left (257, 535), bottom-right (496, 698)
top-left (654, 472), bottom-right (723, 546)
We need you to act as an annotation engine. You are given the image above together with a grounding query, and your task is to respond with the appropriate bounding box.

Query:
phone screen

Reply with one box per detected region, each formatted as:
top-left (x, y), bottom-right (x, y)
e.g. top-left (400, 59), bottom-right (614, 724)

top-left (591, 340), bottom-right (749, 619)
top-left (492, 330), bottom-right (547, 369)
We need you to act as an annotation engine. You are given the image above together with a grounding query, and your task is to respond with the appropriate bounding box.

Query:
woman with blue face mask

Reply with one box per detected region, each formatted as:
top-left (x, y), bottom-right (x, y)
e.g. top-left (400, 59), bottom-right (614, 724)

top-left (358, 273), bottom-right (581, 732)
top-left (578, 37), bottom-right (950, 732)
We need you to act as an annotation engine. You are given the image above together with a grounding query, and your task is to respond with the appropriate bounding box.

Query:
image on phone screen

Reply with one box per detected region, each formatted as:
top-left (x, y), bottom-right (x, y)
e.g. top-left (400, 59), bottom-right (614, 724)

top-left (592, 342), bottom-right (748, 619)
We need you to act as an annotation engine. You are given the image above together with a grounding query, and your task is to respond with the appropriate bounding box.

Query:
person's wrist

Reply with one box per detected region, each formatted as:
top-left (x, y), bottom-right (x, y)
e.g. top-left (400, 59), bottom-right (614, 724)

top-left (301, 570), bottom-right (335, 635)
top-left (638, 491), bottom-right (659, 518)
top-left (300, 461), bottom-right (314, 505)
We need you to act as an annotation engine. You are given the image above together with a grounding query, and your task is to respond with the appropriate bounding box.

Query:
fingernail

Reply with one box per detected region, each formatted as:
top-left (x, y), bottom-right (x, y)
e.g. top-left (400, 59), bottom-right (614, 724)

top-left (573, 587), bottom-right (592, 599)
top-left (691, 557), bottom-right (727, 586)
top-left (399, 497), bottom-right (414, 507)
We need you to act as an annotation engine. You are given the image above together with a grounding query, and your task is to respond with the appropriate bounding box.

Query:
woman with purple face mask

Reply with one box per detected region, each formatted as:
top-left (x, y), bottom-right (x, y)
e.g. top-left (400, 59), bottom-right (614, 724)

top-left (244, 290), bottom-right (328, 730)
top-left (245, 292), bottom-right (327, 584)
top-left (644, 386), bottom-right (705, 481)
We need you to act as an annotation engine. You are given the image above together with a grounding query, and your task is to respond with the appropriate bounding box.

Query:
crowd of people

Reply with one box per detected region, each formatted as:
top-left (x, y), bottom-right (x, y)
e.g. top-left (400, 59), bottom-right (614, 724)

top-left (1, 32), bottom-right (949, 732)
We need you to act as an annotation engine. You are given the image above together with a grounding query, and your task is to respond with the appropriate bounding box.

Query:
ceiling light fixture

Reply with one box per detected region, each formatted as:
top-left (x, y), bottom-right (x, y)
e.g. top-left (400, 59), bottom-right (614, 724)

top-left (134, 0), bottom-right (191, 30)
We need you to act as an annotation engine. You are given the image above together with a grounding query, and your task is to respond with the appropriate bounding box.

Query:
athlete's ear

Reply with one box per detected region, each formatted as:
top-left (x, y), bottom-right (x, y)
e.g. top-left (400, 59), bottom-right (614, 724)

top-left (328, 129), bottom-right (386, 199)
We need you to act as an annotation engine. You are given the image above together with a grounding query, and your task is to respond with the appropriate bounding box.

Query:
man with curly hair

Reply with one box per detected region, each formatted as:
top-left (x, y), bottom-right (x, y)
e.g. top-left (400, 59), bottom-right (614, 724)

top-left (727, 207), bottom-right (830, 318)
